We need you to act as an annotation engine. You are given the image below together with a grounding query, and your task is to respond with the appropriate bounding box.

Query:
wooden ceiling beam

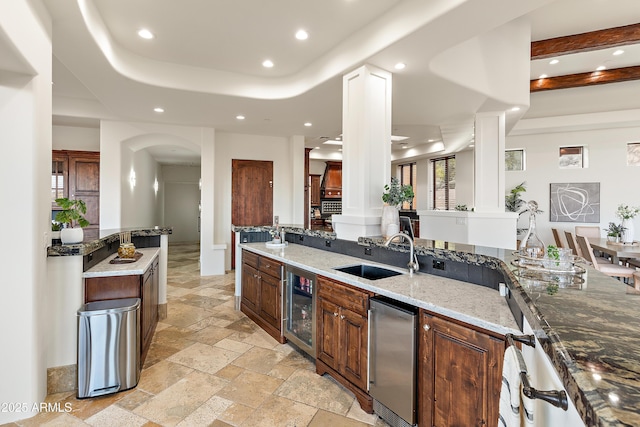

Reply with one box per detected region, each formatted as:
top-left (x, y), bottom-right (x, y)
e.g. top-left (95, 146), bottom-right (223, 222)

top-left (530, 65), bottom-right (640, 92)
top-left (531, 23), bottom-right (640, 59)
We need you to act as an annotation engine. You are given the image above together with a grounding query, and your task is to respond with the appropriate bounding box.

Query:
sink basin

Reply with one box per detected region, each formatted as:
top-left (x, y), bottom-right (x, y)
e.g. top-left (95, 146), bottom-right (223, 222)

top-left (334, 264), bottom-right (403, 280)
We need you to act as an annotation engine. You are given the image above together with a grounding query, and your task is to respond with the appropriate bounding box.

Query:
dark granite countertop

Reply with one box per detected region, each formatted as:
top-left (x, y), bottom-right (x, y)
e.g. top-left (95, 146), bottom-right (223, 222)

top-left (47, 227), bottom-right (172, 257)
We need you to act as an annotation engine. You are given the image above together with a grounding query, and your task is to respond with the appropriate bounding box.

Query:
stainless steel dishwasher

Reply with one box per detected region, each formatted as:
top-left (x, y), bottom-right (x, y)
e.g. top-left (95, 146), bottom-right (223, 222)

top-left (369, 296), bottom-right (417, 427)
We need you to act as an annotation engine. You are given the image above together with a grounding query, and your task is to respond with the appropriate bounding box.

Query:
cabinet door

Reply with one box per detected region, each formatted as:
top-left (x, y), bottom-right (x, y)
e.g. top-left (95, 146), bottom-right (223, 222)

top-left (241, 262), bottom-right (260, 313)
top-left (339, 308), bottom-right (368, 391)
top-left (310, 174), bottom-right (321, 206)
top-left (317, 298), bottom-right (340, 371)
top-left (419, 311), bottom-right (503, 427)
top-left (259, 272), bottom-right (281, 331)
top-left (141, 268), bottom-right (154, 359)
top-left (68, 152), bottom-right (100, 241)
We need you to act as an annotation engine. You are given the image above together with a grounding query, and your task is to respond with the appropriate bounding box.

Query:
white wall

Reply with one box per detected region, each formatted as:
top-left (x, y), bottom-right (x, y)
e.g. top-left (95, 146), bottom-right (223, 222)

top-left (455, 149), bottom-right (474, 208)
top-left (120, 145), bottom-right (162, 228)
top-left (0, 0), bottom-right (51, 422)
top-left (506, 126), bottom-right (640, 246)
top-left (163, 165), bottom-right (201, 243)
top-left (310, 159), bottom-right (327, 175)
top-left (52, 125), bottom-right (99, 151)
top-left (215, 132), bottom-right (301, 270)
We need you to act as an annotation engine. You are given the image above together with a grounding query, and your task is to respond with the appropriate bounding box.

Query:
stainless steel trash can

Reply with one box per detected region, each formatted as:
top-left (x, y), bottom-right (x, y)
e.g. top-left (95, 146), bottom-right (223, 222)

top-left (77, 298), bottom-right (141, 398)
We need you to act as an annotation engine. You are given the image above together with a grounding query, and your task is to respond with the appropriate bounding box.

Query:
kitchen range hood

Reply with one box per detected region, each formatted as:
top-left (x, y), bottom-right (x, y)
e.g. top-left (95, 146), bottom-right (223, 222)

top-left (320, 161), bottom-right (342, 199)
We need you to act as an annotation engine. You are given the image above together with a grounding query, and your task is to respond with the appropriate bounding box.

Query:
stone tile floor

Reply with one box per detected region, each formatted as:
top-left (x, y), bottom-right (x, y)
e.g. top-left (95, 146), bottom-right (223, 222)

top-left (6, 243), bottom-right (390, 427)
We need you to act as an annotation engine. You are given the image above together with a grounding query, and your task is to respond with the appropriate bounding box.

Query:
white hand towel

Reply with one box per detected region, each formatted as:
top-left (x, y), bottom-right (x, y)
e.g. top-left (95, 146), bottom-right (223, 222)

top-left (498, 346), bottom-right (527, 427)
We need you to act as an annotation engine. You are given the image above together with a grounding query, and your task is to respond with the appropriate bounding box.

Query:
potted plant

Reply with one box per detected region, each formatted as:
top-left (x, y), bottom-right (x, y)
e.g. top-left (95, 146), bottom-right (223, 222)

top-left (51, 221), bottom-right (62, 240)
top-left (54, 198), bottom-right (90, 244)
top-left (615, 204), bottom-right (640, 243)
top-left (606, 222), bottom-right (625, 243)
top-left (381, 177), bottom-right (414, 238)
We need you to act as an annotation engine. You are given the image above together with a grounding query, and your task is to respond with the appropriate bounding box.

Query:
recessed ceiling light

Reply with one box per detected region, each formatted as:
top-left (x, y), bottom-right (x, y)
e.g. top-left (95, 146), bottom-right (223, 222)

top-left (153, 107), bottom-right (164, 113)
top-left (428, 139), bottom-right (436, 143)
top-left (262, 59), bottom-right (274, 68)
top-left (613, 49), bottom-right (624, 56)
top-left (138, 29), bottom-right (154, 40)
top-left (511, 106), bottom-right (521, 112)
top-left (394, 62), bottom-right (406, 70)
top-left (295, 29), bottom-right (308, 40)
top-left (469, 144), bottom-right (475, 148)
top-left (539, 74), bottom-right (548, 79)
top-left (596, 65), bottom-right (606, 71)
top-left (304, 122), bottom-right (312, 127)
top-left (549, 59), bottom-right (559, 65)
top-left (315, 146), bottom-right (320, 149)
top-left (236, 115), bottom-right (245, 120)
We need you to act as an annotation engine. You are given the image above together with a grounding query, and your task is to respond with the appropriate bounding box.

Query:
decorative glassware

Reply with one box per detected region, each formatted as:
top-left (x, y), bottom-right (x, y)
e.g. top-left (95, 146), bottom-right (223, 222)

top-left (519, 201), bottom-right (545, 262)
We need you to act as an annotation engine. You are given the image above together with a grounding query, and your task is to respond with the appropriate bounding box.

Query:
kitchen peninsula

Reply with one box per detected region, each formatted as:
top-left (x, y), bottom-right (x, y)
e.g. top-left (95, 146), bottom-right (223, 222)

top-left (46, 227), bottom-right (171, 394)
top-left (235, 225), bottom-right (640, 427)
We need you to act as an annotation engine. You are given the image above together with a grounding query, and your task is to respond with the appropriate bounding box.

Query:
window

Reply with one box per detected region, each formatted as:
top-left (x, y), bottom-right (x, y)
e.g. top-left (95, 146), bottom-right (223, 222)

top-left (627, 142), bottom-right (640, 166)
top-left (398, 163), bottom-right (416, 210)
top-left (559, 146), bottom-right (584, 168)
top-left (432, 156), bottom-right (456, 210)
top-left (505, 149), bottom-right (525, 171)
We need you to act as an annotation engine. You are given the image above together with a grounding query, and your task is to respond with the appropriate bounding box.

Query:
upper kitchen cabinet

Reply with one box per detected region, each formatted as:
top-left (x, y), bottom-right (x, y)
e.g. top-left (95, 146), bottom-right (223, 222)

top-left (320, 161), bottom-right (342, 199)
top-left (310, 174), bottom-right (321, 206)
top-left (52, 150), bottom-right (100, 241)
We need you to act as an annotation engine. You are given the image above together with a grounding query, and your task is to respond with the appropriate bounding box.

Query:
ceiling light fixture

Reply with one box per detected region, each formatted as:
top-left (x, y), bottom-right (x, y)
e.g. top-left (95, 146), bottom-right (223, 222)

top-left (394, 62), bottom-right (406, 70)
top-left (539, 74), bottom-right (548, 79)
top-left (295, 29), bottom-right (308, 40)
top-left (304, 122), bottom-right (312, 127)
top-left (138, 29), bottom-right (154, 39)
top-left (511, 106), bottom-right (521, 112)
top-left (153, 107), bottom-right (164, 113)
top-left (549, 59), bottom-right (559, 65)
top-left (613, 49), bottom-right (624, 56)
top-left (596, 65), bottom-right (606, 71)
top-left (236, 115), bottom-right (245, 120)
top-left (262, 59), bottom-right (274, 68)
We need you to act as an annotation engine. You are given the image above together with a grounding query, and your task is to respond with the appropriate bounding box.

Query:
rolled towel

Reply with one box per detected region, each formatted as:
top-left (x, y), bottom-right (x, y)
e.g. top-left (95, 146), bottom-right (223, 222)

top-left (498, 345), bottom-right (534, 427)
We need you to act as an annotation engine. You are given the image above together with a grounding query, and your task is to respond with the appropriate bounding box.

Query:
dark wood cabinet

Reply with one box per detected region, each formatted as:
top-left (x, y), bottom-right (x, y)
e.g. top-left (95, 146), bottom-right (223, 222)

top-left (418, 309), bottom-right (503, 427)
top-left (52, 150), bottom-right (100, 241)
top-left (316, 275), bottom-right (373, 413)
top-left (84, 254), bottom-right (159, 368)
top-left (310, 174), bottom-right (321, 206)
top-left (240, 250), bottom-right (285, 343)
top-left (320, 161), bottom-right (342, 199)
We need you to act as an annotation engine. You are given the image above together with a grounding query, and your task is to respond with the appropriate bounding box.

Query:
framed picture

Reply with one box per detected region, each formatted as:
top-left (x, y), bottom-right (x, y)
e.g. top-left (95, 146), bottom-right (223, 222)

top-left (549, 182), bottom-right (600, 223)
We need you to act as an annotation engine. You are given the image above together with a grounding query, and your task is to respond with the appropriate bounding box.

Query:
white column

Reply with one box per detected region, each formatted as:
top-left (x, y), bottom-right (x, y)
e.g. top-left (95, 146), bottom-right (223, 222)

top-left (474, 111), bottom-right (506, 213)
top-left (332, 65), bottom-right (392, 241)
top-left (290, 135), bottom-right (305, 226)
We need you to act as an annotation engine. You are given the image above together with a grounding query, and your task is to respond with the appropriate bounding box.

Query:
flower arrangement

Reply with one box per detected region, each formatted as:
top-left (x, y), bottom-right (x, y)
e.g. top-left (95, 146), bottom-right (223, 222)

top-left (616, 204), bottom-right (640, 220)
top-left (382, 177), bottom-right (414, 208)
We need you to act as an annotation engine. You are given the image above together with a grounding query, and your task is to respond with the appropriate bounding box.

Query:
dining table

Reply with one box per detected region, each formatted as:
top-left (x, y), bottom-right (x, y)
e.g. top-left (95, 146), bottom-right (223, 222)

top-left (587, 237), bottom-right (640, 264)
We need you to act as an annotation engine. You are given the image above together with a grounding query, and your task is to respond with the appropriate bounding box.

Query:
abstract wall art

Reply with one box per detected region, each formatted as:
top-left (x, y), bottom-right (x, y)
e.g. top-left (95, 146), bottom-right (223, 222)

top-left (549, 182), bottom-right (600, 223)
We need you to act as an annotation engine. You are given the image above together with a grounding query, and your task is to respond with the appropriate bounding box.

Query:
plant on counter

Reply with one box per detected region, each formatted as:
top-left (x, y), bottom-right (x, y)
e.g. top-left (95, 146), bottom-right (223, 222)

top-left (382, 177), bottom-right (414, 208)
top-left (51, 221), bottom-right (62, 231)
top-left (505, 182), bottom-right (527, 213)
top-left (454, 204), bottom-right (474, 212)
top-left (54, 198), bottom-right (89, 228)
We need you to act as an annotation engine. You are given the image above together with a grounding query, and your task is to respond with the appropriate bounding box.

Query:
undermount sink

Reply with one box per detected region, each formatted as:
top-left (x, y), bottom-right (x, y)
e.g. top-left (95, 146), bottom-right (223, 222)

top-left (334, 264), bottom-right (403, 280)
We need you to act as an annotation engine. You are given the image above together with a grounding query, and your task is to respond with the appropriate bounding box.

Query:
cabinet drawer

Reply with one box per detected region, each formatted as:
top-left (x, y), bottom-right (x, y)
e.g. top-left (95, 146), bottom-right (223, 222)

top-left (259, 257), bottom-right (282, 279)
top-left (243, 250), bottom-right (259, 269)
top-left (318, 276), bottom-right (371, 316)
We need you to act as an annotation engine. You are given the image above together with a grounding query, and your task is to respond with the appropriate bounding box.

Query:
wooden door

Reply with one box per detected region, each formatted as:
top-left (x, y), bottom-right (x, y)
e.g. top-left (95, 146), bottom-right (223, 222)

top-left (310, 174), bottom-right (321, 206)
top-left (419, 311), bottom-right (503, 427)
top-left (259, 272), bottom-right (281, 331)
top-left (317, 298), bottom-right (340, 371)
top-left (340, 308), bottom-right (368, 391)
top-left (232, 159), bottom-right (273, 226)
top-left (241, 262), bottom-right (260, 314)
top-left (68, 152), bottom-right (100, 241)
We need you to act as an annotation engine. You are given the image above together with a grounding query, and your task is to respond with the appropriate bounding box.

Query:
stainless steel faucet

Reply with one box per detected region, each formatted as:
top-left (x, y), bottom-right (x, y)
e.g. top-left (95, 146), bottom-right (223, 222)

top-left (383, 232), bottom-right (419, 276)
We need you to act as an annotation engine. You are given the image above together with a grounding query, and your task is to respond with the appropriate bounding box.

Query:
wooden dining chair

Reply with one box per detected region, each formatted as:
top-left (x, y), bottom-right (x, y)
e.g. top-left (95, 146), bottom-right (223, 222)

top-left (575, 226), bottom-right (601, 238)
top-left (576, 235), bottom-right (634, 281)
top-left (564, 231), bottom-right (581, 257)
top-left (575, 234), bottom-right (611, 265)
top-left (551, 228), bottom-right (564, 248)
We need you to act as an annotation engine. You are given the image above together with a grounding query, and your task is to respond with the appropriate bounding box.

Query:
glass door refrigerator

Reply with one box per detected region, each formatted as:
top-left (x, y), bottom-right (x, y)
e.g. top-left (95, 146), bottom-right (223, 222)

top-left (283, 266), bottom-right (316, 357)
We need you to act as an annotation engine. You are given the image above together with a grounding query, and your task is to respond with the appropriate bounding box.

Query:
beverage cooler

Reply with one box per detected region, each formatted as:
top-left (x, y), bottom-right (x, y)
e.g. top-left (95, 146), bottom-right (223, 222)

top-left (283, 266), bottom-right (316, 357)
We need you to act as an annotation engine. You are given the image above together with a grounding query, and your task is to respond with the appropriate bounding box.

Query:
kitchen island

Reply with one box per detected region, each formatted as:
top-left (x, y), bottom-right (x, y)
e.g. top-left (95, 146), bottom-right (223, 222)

top-left (236, 226), bottom-right (640, 427)
top-left (46, 227), bottom-right (171, 394)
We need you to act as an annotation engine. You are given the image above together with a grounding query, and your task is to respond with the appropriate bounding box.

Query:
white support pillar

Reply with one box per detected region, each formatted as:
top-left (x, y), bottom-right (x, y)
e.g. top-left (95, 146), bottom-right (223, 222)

top-left (474, 111), bottom-right (506, 212)
top-left (332, 65), bottom-right (392, 241)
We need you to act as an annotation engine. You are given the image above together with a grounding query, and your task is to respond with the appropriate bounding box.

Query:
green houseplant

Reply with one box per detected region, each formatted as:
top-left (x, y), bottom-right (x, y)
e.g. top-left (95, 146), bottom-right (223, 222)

top-left (381, 177), bottom-right (414, 238)
top-left (606, 222), bottom-right (625, 242)
top-left (55, 198), bottom-right (89, 244)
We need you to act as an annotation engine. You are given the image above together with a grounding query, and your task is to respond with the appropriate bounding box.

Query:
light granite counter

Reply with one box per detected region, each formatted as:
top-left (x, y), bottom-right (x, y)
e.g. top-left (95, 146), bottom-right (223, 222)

top-left (240, 231), bottom-right (640, 427)
top-left (82, 247), bottom-right (160, 278)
